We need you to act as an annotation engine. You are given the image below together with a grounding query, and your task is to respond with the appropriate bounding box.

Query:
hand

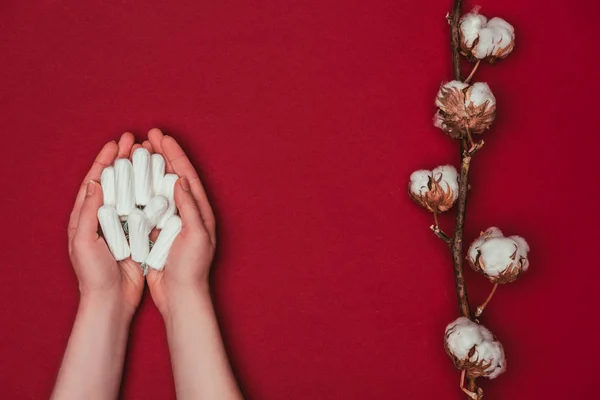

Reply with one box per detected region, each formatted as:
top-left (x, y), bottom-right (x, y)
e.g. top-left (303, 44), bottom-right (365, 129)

top-left (67, 132), bottom-right (145, 315)
top-left (138, 130), bottom-right (240, 400)
top-left (143, 129), bottom-right (217, 317)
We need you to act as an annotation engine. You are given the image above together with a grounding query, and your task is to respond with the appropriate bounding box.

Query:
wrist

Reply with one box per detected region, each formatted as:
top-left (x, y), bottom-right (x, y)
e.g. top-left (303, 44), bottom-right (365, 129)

top-left (79, 291), bottom-right (134, 324)
top-left (160, 281), bottom-right (211, 322)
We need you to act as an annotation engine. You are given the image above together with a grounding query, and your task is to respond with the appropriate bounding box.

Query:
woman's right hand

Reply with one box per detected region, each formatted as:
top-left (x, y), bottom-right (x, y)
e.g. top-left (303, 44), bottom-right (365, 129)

top-left (143, 129), bottom-right (217, 318)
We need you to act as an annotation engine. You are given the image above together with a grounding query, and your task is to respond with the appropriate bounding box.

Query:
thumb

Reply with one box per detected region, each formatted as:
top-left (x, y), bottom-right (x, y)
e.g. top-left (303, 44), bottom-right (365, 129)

top-left (174, 178), bottom-right (204, 231)
top-left (75, 181), bottom-right (104, 241)
top-left (146, 268), bottom-right (161, 286)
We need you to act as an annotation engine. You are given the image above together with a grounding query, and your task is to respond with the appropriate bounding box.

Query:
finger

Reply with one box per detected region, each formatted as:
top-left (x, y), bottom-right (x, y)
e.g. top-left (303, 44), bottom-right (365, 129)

top-left (68, 141), bottom-right (118, 244)
top-left (161, 135), bottom-right (216, 241)
top-left (68, 182), bottom-right (90, 250)
top-left (146, 268), bottom-right (162, 285)
top-left (148, 128), bottom-right (164, 154)
top-left (142, 140), bottom-right (153, 153)
top-left (149, 228), bottom-right (160, 242)
top-left (174, 178), bottom-right (204, 231)
top-left (117, 132), bottom-right (135, 159)
top-left (73, 181), bottom-right (103, 242)
top-left (148, 128), bottom-right (174, 173)
top-left (130, 143), bottom-right (142, 159)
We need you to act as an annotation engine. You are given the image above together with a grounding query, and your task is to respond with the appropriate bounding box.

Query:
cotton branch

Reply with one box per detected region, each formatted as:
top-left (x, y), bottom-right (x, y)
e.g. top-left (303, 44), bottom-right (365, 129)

top-left (450, 0), bottom-right (463, 81)
top-left (431, 224), bottom-right (452, 245)
top-left (450, 138), bottom-right (473, 319)
top-left (449, 0), bottom-right (481, 397)
top-left (431, 210), bottom-right (452, 244)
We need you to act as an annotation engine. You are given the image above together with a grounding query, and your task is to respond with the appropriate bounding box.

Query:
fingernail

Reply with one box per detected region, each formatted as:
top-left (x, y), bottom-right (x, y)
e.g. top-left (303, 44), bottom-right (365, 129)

top-left (180, 177), bottom-right (190, 192)
top-left (86, 181), bottom-right (96, 196)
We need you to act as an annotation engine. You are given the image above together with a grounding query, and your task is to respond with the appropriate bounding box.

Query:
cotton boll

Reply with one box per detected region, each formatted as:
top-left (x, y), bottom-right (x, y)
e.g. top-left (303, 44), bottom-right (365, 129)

top-left (462, 83), bottom-right (496, 133)
top-left (435, 82), bottom-right (467, 139)
top-left (146, 215), bottom-right (182, 271)
top-left (144, 195), bottom-right (169, 230)
top-left (409, 170), bottom-right (431, 196)
top-left (100, 166), bottom-right (116, 207)
top-left (435, 80), bottom-right (468, 109)
top-left (434, 81), bottom-right (496, 138)
top-left (445, 80), bottom-right (469, 91)
top-left (459, 10), bottom-right (515, 62)
top-left (509, 235), bottom-right (530, 272)
top-left (432, 165), bottom-right (459, 196)
top-left (472, 27), bottom-right (496, 59)
top-left (484, 226), bottom-right (504, 238)
top-left (132, 148), bottom-right (152, 206)
top-left (97, 205), bottom-right (130, 261)
top-left (433, 111), bottom-right (447, 131)
top-left (468, 227), bottom-right (503, 263)
top-left (466, 83), bottom-right (495, 108)
top-left (460, 12), bottom-right (488, 48)
top-left (486, 17), bottom-right (515, 60)
top-left (472, 24), bottom-right (513, 61)
top-left (157, 174), bottom-right (179, 229)
top-left (487, 17), bottom-right (514, 35)
top-left (409, 165), bottom-right (459, 213)
top-left (444, 317), bottom-right (506, 380)
top-left (478, 238), bottom-right (519, 275)
top-left (127, 209), bottom-right (150, 263)
top-left (468, 227), bottom-right (530, 283)
top-left (474, 340), bottom-right (506, 379)
top-left (114, 159), bottom-right (135, 217)
top-left (444, 317), bottom-right (484, 360)
top-left (489, 23), bottom-right (513, 53)
top-left (151, 154), bottom-right (166, 196)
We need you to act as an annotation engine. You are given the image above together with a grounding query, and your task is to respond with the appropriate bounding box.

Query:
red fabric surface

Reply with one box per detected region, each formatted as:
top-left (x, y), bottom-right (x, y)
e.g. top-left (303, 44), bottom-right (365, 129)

top-left (1, 0), bottom-right (598, 398)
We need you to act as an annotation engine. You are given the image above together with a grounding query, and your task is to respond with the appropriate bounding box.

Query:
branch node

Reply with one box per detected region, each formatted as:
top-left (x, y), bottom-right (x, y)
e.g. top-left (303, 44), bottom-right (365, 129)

top-left (430, 224), bottom-right (452, 245)
top-left (460, 370), bottom-right (483, 400)
top-left (467, 140), bottom-right (485, 157)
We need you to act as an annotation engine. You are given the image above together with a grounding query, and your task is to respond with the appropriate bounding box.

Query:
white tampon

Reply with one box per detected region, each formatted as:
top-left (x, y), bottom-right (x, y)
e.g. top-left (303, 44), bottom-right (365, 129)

top-left (114, 159), bottom-right (135, 217)
top-left (143, 195), bottom-right (169, 230)
top-left (157, 174), bottom-right (178, 229)
top-left (132, 148), bottom-right (152, 206)
top-left (100, 166), bottom-right (116, 206)
top-left (97, 205), bottom-right (130, 261)
top-left (146, 215), bottom-right (182, 271)
top-left (127, 209), bottom-right (150, 263)
top-left (151, 154), bottom-right (166, 197)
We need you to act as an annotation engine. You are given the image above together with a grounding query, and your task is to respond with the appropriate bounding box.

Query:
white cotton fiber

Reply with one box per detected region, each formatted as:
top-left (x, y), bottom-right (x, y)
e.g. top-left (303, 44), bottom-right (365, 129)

top-left (445, 317), bottom-right (506, 379)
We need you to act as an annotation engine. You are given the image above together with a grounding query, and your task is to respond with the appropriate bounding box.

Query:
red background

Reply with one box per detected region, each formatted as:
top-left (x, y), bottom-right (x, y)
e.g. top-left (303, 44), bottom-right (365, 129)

top-left (1, 0), bottom-right (598, 398)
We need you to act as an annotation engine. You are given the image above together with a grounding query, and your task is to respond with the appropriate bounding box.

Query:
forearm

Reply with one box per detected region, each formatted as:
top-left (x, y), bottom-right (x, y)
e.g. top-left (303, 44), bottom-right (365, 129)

top-left (52, 294), bottom-right (132, 400)
top-left (164, 284), bottom-right (242, 400)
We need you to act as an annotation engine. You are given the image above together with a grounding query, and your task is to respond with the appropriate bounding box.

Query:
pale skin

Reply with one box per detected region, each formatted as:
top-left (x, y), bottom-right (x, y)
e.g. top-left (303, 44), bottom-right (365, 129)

top-left (52, 130), bottom-right (242, 400)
